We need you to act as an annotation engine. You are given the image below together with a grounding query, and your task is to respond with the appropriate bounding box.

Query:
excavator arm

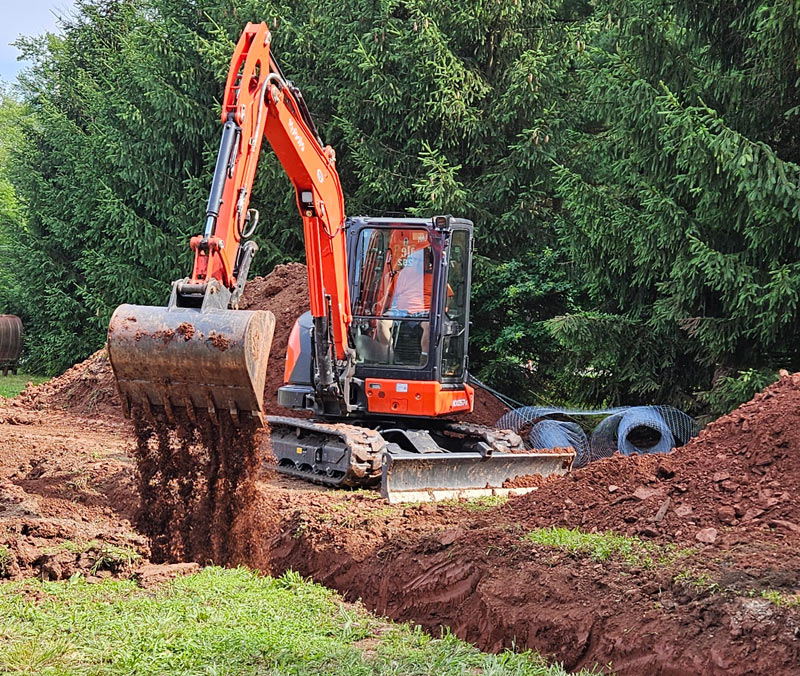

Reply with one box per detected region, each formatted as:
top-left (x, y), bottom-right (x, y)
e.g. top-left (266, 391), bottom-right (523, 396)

top-left (192, 22), bottom-right (355, 406)
top-left (190, 22), bottom-right (352, 344)
top-left (107, 22), bottom-right (353, 423)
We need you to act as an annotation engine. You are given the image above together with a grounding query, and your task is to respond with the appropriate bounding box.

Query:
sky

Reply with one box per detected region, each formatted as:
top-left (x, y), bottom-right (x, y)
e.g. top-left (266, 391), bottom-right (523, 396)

top-left (0, 0), bottom-right (75, 82)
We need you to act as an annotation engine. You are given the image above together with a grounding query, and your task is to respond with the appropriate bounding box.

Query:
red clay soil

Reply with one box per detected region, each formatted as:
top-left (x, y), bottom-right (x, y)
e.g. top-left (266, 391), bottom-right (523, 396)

top-left (238, 262), bottom-right (312, 416)
top-left (17, 349), bottom-right (121, 420)
top-left (8, 264), bottom-right (800, 673)
top-left (462, 381), bottom-right (509, 427)
top-left (0, 402), bottom-right (144, 580)
top-left (251, 493), bottom-right (800, 674)
top-left (502, 371), bottom-right (800, 549)
top-left (4, 371), bottom-right (800, 672)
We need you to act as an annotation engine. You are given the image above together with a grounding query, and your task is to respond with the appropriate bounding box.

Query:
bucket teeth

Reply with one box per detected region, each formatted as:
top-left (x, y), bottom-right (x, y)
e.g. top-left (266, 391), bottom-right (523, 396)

top-left (107, 304), bottom-right (275, 425)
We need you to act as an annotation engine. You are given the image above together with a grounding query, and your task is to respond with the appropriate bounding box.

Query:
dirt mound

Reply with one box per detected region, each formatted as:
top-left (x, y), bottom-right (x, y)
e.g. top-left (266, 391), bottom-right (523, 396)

top-left (463, 383), bottom-right (508, 427)
top-left (239, 262), bottom-right (311, 416)
top-left (504, 371), bottom-right (800, 546)
top-left (18, 349), bottom-right (120, 418)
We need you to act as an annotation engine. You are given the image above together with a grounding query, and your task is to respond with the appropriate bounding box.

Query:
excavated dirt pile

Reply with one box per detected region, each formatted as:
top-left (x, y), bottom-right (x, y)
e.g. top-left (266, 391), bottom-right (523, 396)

top-left (17, 349), bottom-right (120, 419)
top-left (503, 371), bottom-right (800, 547)
top-left (238, 262), bottom-right (311, 415)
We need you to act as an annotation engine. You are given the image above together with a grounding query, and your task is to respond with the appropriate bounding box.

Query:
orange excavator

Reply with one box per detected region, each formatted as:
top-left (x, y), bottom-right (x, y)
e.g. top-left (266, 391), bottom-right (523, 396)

top-left (107, 23), bottom-right (573, 501)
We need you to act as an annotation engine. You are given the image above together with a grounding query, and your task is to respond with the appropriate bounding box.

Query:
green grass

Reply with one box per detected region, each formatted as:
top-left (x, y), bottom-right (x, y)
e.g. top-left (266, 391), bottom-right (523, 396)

top-left (0, 545), bottom-right (11, 576)
top-left (0, 372), bottom-right (47, 399)
top-left (451, 494), bottom-right (510, 511)
top-left (673, 569), bottom-right (720, 593)
top-left (760, 589), bottom-right (800, 608)
top-left (0, 567), bottom-right (599, 676)
top-left (43, 540), bottom-right (142, 575)
top-left (525, 526), bottom-right (665, 566)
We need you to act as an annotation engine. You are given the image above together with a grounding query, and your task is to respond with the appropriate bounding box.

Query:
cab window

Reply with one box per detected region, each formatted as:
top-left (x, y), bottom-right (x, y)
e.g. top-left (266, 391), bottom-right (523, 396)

top-left (351, 227), bottom-right (432, 368)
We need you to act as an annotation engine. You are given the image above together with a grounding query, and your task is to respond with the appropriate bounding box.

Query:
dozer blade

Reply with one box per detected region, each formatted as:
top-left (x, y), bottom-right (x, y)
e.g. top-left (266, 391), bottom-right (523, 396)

top-left (380, 449), bottom-right (574, 503)
top-left (107, 304), bottom-right (275, 423)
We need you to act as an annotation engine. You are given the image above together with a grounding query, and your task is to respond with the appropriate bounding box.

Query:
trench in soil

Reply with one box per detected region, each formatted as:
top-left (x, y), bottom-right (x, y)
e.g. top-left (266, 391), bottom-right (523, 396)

top-left (4, 263), bottom-right (800, 674)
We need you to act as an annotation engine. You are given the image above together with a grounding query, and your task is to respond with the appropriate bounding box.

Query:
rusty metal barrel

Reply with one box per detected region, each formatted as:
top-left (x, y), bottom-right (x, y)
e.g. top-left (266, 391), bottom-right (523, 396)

top-left (0, 314), bottom-right (23, 375)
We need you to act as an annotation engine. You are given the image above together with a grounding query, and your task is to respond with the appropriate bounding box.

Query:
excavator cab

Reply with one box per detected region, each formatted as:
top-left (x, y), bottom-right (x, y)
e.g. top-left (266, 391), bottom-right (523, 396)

top-left (348, 216), bottom-right (472, 398)
top-left (279, 215), bottom-right (476, 418)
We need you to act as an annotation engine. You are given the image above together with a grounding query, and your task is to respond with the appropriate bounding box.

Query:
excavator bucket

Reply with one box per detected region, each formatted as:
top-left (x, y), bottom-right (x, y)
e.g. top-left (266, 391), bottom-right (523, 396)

top-left (107, 304), bottom-right (275, 423)
top-left (380, 449), bottom-right (575, 503)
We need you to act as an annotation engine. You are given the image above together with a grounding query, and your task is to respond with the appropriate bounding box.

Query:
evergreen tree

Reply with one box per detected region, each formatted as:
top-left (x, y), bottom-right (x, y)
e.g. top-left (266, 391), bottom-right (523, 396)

top-left (551, 0), bottom-right (800, 412)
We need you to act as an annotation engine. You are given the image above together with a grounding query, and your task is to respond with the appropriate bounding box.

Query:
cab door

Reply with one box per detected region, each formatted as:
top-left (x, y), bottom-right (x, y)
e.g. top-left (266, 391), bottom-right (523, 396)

top-left (439, 228), bottom-right (472, 383)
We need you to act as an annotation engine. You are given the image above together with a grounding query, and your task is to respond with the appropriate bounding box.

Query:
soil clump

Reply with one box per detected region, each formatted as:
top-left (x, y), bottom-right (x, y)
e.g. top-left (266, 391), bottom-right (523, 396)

top-left (17, 349), bottom-right (120, 419)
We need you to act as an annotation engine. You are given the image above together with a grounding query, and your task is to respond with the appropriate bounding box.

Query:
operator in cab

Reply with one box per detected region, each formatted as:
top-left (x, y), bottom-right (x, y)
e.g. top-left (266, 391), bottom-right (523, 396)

top-left (377, 245), bottom-right (434, 364)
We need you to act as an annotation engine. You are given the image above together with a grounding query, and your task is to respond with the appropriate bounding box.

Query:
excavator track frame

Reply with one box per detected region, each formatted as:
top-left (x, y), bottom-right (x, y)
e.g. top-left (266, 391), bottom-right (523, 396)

top-left (267, 416), bottom-right (386, 487)
top-left (267, 416), bottom-right (574, 502)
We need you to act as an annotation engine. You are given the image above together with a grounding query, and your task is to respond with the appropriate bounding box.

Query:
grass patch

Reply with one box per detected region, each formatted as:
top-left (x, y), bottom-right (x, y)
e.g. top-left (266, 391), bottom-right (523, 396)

top-left (0, 545), bottom-right (11, 576)
top-left (431, 495), bottom-right (510, 512)
top-left (42, 540), bottom-right (141, 573)
top-left (44, 539), bottom-right (103, 555)
top-left (460, 494), bottom-right (510, 511)
top-left (760, 589), bottom-right (800, 608)
top-left (0, 373), bottom-right (47, 399)
top-left (90, 543), bottom-right (142, 574)
top-left (0, 567), bottom-right (599, 675)
top-left (673, 569), bottom-right (720, 593)
top-left (525, 526), bottom-right (660, 566)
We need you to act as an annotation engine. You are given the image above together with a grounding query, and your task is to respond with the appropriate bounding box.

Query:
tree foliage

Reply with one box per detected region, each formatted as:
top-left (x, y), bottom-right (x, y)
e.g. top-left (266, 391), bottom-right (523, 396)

top-left (0, 89), bottom-right (27, 315)
top-left (2, 0), bottom-right (798, 416)
top-left (550, 0), bottom-right (800, 409)
top-left (5, 0), bottom-right (588, 379)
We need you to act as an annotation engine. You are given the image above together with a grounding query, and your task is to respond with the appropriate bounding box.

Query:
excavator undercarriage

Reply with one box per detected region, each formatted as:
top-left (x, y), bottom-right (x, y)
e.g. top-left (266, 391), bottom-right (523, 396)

top-left (267, 417), bottom-right (573, 503)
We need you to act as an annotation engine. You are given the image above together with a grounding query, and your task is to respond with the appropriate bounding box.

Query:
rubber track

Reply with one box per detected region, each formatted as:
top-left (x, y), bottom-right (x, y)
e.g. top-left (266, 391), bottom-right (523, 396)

top-left (440, 421), bottom-right (526, 453)
top-left (267, 416), bottom-right (386, 488)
